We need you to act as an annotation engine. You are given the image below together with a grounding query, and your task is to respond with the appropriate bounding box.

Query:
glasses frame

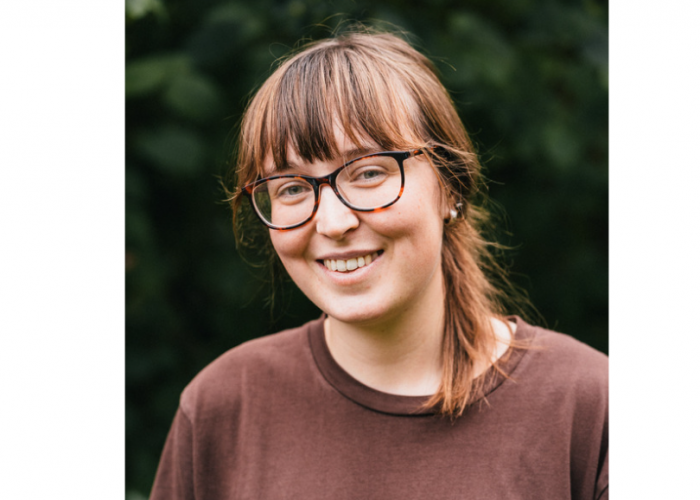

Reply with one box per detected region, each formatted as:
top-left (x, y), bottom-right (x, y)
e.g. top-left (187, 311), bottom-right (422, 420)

top-left (243, 149), bottom-right (425, 231)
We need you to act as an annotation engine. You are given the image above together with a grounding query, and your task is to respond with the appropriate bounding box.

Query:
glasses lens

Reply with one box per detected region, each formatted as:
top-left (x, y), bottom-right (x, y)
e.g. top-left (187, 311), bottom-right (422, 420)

top-left (252, 177), bottom-right (315, 228)
top-left (336, 155), bottom-right (402, 209)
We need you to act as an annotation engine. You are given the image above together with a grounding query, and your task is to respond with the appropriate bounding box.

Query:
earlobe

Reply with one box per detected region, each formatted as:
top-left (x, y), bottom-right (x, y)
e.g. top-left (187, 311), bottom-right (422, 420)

top-left (442, 203), bottom-right (451, 221)
top-left (441, 195), bottom-right (454, 221)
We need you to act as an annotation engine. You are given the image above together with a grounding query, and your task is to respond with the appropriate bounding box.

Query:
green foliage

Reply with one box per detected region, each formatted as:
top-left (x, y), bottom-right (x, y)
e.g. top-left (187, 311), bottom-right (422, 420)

top-left (126, 0), bottom-right (608, 495)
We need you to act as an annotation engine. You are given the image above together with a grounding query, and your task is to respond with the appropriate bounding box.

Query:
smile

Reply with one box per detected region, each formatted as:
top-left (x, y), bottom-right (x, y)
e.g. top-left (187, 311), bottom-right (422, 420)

top-left (322, 251), bottom-right (381, 272)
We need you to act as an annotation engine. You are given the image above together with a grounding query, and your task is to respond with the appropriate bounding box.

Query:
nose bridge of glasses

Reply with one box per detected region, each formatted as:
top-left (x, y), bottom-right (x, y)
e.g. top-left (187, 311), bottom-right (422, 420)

top-left (316, 182), bottom-right (345, 208)
top-left (309, 171), bottom-right (336, 188)
top-left (310, 169), bottom-right (343, 201)
top-left (314, 183), bottom-right (359, 236)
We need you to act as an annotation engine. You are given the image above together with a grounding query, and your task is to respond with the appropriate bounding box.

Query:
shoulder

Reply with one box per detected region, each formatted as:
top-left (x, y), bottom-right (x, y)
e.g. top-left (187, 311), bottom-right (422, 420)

top-left (178, 317), bottom-right (322, 419)
top-left (530, 323), bottom-right (607, 370)
top-left (511, 319), bottom-right (608, 403)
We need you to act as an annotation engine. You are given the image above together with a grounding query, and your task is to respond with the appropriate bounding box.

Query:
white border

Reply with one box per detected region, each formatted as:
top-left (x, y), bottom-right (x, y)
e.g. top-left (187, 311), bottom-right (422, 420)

top-left (0, 2), bottom-right (124, 498)
top-left (611, 0), bottom-right (700, 497)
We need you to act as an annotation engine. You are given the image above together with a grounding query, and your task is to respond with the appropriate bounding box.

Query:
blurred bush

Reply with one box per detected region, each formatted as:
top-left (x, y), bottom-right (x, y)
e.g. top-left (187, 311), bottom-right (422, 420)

top-left (126, 0), bottom-right (607, 495)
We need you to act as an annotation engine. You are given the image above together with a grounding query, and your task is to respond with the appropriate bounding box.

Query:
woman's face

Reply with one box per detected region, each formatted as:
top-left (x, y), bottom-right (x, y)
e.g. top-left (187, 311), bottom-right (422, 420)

top-left (267, 129), bottom-right (449, 328)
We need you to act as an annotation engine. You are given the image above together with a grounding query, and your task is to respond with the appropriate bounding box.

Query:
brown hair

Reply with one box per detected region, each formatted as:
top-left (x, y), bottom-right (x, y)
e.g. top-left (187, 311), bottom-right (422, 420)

top-left (229, 27), bottom-right (527, 417)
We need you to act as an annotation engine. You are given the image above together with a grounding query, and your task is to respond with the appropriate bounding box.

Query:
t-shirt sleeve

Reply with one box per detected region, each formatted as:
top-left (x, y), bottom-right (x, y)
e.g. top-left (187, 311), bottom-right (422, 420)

top-left (150, 407), bottom-right (196, 500)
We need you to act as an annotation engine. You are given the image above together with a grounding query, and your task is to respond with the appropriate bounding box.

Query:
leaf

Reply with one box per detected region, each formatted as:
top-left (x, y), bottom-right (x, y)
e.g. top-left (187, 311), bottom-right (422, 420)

top-left (185, 4), bottom-right (265, 66)
top-left (133, 125), bottom-right (205, 175)
top-left (125, 0), bottom-right (164, 20)
top-left (125, 55), bottom-right (190, 98)
top-left (542, 122), bottom-right (580, 172)
top-left (162, 72), bottom-right (224, 121)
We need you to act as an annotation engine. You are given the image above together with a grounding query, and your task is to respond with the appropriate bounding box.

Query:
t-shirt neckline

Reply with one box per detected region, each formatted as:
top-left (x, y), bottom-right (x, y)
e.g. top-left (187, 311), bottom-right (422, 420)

top-left (308, 315), bottom-right (535, 416)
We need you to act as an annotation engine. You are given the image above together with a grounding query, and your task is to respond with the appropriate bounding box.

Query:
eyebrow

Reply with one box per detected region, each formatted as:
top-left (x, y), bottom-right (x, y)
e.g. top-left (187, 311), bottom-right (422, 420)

top-left (271, 145), bottom-right (383, 175)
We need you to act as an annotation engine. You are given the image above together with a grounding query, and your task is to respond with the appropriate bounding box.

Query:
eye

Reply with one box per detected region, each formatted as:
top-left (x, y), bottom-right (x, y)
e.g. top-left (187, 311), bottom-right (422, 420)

top-left (346, 165), bottom-right (389, 185)
top-left (358, 169), bottom-right (383, 180)
top-left (280, 184), bottom-right (306, 196)
top-left (270, 180), bottom-right (313, 203)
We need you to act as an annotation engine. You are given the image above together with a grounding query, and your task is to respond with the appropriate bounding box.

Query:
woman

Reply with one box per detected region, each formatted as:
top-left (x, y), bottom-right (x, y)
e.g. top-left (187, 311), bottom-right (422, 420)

top-left (151, 29), bottom-right (608, 500)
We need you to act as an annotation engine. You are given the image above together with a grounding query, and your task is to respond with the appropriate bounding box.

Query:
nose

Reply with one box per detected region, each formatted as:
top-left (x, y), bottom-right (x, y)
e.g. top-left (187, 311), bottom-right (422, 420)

top-left (314, 185), bottom-right (359, 239)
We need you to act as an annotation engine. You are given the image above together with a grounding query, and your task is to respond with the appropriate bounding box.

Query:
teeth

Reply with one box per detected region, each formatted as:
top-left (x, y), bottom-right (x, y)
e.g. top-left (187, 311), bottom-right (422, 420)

top-left (323, 252), bottom-right (379, 273)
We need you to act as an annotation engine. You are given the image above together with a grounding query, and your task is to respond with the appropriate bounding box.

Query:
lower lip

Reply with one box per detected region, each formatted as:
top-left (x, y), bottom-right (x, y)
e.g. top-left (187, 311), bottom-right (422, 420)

top-left (317, 253), bottom-right (382, 284)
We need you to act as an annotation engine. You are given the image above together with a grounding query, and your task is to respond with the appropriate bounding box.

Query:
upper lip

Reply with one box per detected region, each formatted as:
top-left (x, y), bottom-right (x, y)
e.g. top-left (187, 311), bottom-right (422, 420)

top-left (316, 249), bottom-right (381, 261)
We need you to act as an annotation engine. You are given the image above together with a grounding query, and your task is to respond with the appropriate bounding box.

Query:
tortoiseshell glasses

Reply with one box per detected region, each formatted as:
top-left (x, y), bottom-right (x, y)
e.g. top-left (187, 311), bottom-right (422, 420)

top-left (243, 149), bottom-right (425, 230)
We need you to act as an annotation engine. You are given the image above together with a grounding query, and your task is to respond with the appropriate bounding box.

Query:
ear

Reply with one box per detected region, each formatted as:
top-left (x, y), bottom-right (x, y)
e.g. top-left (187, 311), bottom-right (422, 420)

top-left (443, 199), bottom-right (463, 224)
top-left (442, 205), bottom-right (452, 222)
top-left (441, 195), bottom-right (454, 222)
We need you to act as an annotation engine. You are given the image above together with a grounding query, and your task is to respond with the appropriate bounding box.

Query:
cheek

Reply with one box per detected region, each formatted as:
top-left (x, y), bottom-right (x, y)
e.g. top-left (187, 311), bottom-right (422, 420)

top-left (368, 210), bottom-right (444, 272)
top-left (269, 230), bottom-right (309, 266)
top-left (385, 189), bottom-right (444, 237)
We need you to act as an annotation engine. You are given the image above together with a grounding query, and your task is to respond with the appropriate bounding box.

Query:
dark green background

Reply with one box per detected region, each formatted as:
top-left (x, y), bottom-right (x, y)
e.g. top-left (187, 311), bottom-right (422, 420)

top-left (126, 0), bottom-right (607, 496)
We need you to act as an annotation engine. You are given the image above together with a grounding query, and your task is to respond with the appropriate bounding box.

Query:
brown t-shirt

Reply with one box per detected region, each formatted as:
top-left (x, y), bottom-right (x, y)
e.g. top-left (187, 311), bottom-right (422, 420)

top-left (151, 316), bottom-right (608, 500)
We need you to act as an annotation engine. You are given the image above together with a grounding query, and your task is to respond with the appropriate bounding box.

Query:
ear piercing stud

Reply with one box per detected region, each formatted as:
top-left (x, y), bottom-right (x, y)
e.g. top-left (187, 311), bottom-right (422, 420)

top-left (449, 202), bottom-right (463, 221)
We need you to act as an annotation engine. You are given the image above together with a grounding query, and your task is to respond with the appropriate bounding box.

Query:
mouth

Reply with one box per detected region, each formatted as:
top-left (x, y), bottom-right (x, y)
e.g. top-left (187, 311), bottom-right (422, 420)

top-left (320, 250), bottom-right (383, 273)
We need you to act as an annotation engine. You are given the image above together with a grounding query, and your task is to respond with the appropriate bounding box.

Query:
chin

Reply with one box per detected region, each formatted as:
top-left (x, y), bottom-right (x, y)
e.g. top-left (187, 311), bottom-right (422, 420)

top-left (319, 298), bottom-right (396, 326)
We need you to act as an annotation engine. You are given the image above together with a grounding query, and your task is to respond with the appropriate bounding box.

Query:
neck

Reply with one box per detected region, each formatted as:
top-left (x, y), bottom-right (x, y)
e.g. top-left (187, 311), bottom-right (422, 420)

top-left (324, 291), bottom-right (445, 397)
